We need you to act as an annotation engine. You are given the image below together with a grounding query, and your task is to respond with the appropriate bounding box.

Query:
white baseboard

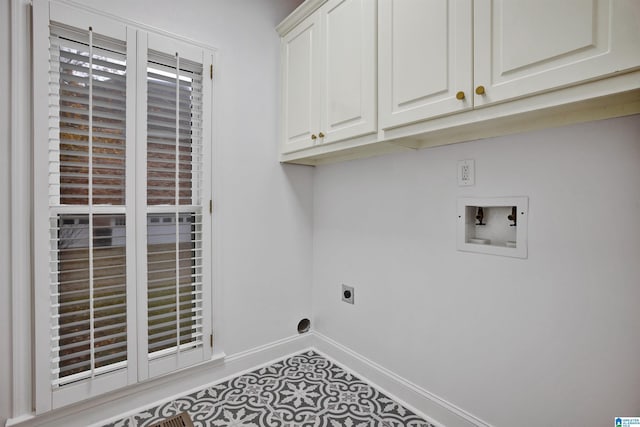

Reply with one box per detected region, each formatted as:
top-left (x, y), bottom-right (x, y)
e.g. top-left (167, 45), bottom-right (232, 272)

top-left (6, 333), bottom-right (313, 427)
top-left (8, 331), bottom-right (492, 427)
top-left (311, 331), bottom-right (493, 427)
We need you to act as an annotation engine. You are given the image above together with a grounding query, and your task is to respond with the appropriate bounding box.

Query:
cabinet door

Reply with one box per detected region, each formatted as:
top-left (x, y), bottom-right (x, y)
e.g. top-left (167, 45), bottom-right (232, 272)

top-left (319, 0), bottom-right (377, 143)
top-left (379, 0), bottom-right (473, 130)
top-left (474, 0), bottom-right (640, 107)
top-left (281, 13), bottom-right (321, 154)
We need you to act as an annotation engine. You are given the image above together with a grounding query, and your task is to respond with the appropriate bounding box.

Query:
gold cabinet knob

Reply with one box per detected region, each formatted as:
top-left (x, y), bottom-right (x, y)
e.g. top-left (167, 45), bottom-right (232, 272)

top-left (475, 85), bottom-right (486, 95)
top-left (311, 134), bottom-right (317, 140)
top-left (319, 132), bottom-right (325, 138)
top-left (456, 91), bottom-right (465, 100)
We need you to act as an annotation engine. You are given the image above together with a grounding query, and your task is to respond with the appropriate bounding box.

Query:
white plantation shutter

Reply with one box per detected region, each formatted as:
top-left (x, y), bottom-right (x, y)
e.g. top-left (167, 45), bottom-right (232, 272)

top-left (146, 51), bottom-right (204, 207)
top-left (50, 214), bottom-right (127, 385)
top-left (49, 27), bottom-right (128, 206)
top-left (34, 1), bottom-right (214, 411)
top-left (146, 213), bottom-right (203, 356)
top-left (48, 24), bottom-right (129, 388)
top-left (143, 44), bottom-right (210, 376)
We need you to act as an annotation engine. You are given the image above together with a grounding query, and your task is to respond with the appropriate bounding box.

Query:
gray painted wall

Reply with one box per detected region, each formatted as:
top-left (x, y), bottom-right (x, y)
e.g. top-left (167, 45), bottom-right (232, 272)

top-left (312, 114), bottom-right (640, 427)
top-left (1, 0), bottom-right (14, 424)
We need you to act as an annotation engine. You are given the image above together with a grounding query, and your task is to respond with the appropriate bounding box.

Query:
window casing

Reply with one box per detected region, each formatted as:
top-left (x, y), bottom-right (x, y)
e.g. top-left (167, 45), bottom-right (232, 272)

top-left (33, 0), bottom-right (214, 412)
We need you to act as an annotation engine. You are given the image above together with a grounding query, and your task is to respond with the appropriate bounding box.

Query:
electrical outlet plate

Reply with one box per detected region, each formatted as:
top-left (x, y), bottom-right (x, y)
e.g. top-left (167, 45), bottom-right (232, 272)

top-left (342, 284), bottom-right (354, 304)
top-left (458, 159), bottom-right (475, 186)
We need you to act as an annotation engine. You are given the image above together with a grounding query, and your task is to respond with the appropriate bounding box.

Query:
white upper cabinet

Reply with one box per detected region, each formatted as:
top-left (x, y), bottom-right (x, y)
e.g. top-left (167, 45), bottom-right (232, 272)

top-left (278, 0), bottom-right (639, 164)
top-left (473, 0), bottom-right (640, 107)
top-left (281, 13), bottom-right (321, 154)
top-left (280, 0), bottom-right (376, 154)
top-left (320, 0), bottom-right (377, 143)
top-left (379, 0), bottom-right (473, 130)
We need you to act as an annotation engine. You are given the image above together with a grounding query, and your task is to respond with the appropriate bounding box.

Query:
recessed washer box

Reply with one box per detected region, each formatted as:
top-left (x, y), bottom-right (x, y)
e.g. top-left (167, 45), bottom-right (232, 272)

top-left (457, 197), bottom-right (528, 259)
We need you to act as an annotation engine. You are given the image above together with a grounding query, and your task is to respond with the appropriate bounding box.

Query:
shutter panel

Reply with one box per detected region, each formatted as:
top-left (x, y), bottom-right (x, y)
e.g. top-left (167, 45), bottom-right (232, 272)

top-left (48, 24), bottom-right (129, 387)
top-left (146, 50), bottom-right (205, 363)
top-left (147, 213), bottom-right (204, 356)
top-left (147, 52), bottom-right (203, 207)
top-left (50, 25), bottom-right (127, 206)
top-left (36, 4), bottom-right (213, 408)
top-left (50, 214), bottom-right (127, 385)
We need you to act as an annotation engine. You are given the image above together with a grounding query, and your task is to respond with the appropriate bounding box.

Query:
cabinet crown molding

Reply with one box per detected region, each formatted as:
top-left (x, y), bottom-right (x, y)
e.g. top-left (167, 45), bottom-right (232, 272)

top-left (276, 0), bottom-right (326, 36)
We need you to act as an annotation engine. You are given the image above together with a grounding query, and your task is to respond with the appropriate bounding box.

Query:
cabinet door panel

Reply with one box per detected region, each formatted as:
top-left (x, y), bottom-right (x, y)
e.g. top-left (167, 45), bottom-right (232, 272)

top-left (474, 0), bottom-right (640, 106)
top-left (320, 0), bottom-right (377, 143)
top-left (379, 0), bottom-right (473, 129)
top-left (281, 14), bottom-right (320, 154)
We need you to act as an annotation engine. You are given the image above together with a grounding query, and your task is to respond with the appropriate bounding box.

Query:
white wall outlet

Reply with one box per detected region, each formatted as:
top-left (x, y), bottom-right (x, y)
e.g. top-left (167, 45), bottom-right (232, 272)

top-left (458, 159), bottom-right (475, 186)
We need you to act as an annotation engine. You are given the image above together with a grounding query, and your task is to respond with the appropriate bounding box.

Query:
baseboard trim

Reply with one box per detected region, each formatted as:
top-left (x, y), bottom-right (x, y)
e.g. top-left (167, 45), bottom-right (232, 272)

top-left (311, 331), bottom-right (493, 427)
top-left (224, 333), bottom-right (306, 364)
top-left (6, 333), bottom-right (313, 427)
top-left (8, 331), bottom-right (492, 427)
top-left (4, 415), bottom-right (35, 427)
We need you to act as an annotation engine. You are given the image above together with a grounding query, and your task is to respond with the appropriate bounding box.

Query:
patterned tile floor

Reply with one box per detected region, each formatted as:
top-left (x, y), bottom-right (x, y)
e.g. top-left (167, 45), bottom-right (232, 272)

top-left (103, 350), bottom-right (435, 427)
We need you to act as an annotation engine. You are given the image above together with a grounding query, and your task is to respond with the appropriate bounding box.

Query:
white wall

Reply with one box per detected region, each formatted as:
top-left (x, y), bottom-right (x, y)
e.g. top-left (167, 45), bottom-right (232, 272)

top-left (5, 1), bottom-right (638, 426)
top-left (312, 115), bottom-right (640, 427)
top-left (1, 1), bottom-right (13, 425)
top-left (73, 0), bottom-right (311, 358)
top-left (0, 0), bottom-right (309, 424)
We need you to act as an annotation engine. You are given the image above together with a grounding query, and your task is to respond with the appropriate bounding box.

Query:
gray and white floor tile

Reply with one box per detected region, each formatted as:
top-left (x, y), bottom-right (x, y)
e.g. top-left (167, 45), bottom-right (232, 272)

top-left (102, 350), bottom-right (436, 427)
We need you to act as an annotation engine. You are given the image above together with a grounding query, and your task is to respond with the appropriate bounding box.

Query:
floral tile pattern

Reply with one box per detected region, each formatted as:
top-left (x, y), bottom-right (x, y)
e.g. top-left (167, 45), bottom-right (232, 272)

top-left (101, 351), bottom-right (436, 427)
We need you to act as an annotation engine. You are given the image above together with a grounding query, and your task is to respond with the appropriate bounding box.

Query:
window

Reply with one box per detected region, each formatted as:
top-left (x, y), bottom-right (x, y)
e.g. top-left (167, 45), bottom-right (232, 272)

top-left (33, 1), bottom-right (214, 412)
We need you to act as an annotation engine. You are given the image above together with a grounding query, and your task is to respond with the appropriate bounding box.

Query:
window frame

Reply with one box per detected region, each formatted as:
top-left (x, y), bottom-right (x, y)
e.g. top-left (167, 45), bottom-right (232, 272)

top-left (32, 0), bottom-right (217, 413)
